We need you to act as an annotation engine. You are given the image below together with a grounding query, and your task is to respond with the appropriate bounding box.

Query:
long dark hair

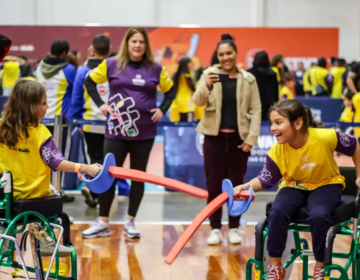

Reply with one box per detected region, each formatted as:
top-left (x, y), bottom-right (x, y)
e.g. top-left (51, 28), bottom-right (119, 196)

top-left (0, 79), bottom-right (45, 146)
top-left (253, 51), bottom-right (270, 68)
top-left (172, 57), bottom-right (193, 92)
top-left (268, 99), bottom-right (324, 132)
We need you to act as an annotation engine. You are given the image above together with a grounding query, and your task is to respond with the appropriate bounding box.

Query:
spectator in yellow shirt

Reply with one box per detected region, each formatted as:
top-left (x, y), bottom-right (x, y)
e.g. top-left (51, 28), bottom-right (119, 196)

top-left (340, 92), bottom-right (354, 122)
top-left (170, 57), bottom-right (196, 122)
top-left (331, 58), bottom-right (346, 98)
top-left (279, 73), bottom-right (295, 100)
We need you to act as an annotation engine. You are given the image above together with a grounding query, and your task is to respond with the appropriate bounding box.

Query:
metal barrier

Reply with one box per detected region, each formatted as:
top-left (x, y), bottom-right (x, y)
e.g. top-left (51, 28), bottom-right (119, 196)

top-left (41, 116), bottom-right (200, 189)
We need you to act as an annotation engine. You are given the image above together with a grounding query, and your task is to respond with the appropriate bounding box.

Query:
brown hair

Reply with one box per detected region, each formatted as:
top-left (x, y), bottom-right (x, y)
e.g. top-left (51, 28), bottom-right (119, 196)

top-left (268, 99), bottom-right (324, 132)
top-left (283, 72), bottom-right (295, 83)
top-left (66, 52), bottom-right (79, 68)
top-left (117, 27), bottom-right (155, 72)
top-left (0, 79), bottom-right (45, 146)
top-left (271, 54), bottom-right (284, 68)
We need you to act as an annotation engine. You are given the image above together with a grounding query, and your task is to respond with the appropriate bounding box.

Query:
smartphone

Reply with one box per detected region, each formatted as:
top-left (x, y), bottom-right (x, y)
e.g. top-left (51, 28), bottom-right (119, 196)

top-left (216, 73), bottom-right (230, 83)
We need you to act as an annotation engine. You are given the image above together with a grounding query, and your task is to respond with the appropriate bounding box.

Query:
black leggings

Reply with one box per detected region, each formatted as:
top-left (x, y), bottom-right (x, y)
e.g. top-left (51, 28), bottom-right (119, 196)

top-left (83, 132), bottom-right (105, 199)
top-left (99, 138), bottom-right (154, 217)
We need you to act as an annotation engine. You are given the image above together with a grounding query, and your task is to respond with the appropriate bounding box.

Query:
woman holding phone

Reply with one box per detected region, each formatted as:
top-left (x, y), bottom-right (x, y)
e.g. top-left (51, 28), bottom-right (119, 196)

top-left (192, 34), bottom-right (261, 245)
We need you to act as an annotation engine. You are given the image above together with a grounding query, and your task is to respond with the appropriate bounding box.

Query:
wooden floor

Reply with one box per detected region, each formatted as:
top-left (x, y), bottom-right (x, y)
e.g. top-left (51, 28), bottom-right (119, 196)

top-left (0, 224), bottom-right (356, 279)
top-left (72, 225), bottom-right (356, 280)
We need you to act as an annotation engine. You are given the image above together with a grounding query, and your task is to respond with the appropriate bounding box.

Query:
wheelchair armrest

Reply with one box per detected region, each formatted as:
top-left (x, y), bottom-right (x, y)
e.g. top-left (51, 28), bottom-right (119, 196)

top-left (354, 187), bottom-right (360, 218)
top-left (254, 217), bottom-right (268, 261)
top-left (324, 223), bottom-right (342, 266)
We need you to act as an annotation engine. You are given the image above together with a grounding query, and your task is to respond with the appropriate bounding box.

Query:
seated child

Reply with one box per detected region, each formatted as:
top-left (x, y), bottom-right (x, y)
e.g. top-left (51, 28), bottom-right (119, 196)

top-left (279, 73), bottom-right (295, 100)
top-left (0, 79), bottom-right (102, 200)
top-left (340, 91), bottom-right (354, 123)
top-left (234, 99), bottom-right (360, 280)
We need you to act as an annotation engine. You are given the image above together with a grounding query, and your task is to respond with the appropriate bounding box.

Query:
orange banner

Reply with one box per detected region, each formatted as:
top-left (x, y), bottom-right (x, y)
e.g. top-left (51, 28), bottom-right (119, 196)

top-left (1, 26), bottom-right (338, 74)
top-left (148, 27), bottom-right (338, 75)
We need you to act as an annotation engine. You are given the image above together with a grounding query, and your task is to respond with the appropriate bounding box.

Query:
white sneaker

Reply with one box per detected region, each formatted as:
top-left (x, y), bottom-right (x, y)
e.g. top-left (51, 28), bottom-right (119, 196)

top-left (207, 229), bottom-right (222, 245)
top-left (82, 219), bottom-right (110, 239)
top-left (124, 219), bottom-right (140, 238)
top-left (228, 228), bottom-right (242, 244)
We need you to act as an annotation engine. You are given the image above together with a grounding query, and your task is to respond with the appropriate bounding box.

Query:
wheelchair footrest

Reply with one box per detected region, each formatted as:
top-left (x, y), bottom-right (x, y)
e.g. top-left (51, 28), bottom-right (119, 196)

top-left (12, 270), bottom-right (36, 279)
top-left (40, 245), bottom-right (73, 258)
top-left (290, 249), bottom-right (314, 256)
top-left (302, 250), bottom-right (314, 256)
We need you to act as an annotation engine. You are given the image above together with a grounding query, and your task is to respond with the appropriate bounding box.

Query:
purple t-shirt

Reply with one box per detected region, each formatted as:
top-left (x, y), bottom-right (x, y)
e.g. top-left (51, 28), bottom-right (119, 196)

top-left (40, 137), bottom-right (64, 170)
top-left (101, 58), bottom-right (171, 140)
top-left (257, 131), bottom-right (357, 189)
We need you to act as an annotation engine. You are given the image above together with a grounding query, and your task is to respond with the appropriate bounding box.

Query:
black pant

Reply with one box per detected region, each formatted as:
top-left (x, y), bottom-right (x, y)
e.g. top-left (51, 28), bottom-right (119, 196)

top-left (179, 112), bottom-right (194, 122)
top-left (203, 132), bottom-right (250, 229)
top-left (267, 185), bottom-right (342, 262)
top-left (83, 132), bottom-right (105, 199)
top-left (99, 138), bottom-right (154, 217)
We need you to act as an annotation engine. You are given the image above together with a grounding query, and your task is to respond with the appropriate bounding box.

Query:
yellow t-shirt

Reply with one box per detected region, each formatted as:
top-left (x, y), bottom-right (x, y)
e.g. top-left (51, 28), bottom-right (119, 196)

top-left (271, 66), bottom-right (282, 92)
top-left (352, 93), bottom-right (360, 137)
top-left (340, 107), bottom-right (354, 123)
top-left (0, 124), bottom-right (58, 200)
top-left (23, 76), bottom-right (37, 82)
top-left (309, 66), bottom-right (329, 96)
top-left (173, 73), bottom-right (195, 113)
top-left (279, 86), bottom-right (293, 100)
top-left (267, 128), bottom-right (346, 191)
top-left (170, 73), bottom-right (196, 122)
top-left (2, 61), bottom-right (20, 88)
top-left (303, 68), bottom-right (311, 93)
top-left (331, 66), bottom-right (346, 98)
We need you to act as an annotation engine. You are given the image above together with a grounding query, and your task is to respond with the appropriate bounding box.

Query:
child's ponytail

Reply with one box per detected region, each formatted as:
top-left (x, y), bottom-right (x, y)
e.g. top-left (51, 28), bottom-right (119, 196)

top-left (269, 99), bottom-right (325, 132)
top-left (304, 106), bottom-right (324, 129)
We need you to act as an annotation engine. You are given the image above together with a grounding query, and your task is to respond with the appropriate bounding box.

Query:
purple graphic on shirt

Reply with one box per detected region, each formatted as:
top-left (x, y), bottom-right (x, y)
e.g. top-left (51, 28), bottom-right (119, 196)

top-left (107, 93), bottom-right (141, 137)
top-left (257, 155), bottom-right (282, 189)
top-left (335, 131), bottom-right (357, 156)
top-left (105, 58), bottom-right (163, 140)
top-left (40, 137), bottom-right (64, 170)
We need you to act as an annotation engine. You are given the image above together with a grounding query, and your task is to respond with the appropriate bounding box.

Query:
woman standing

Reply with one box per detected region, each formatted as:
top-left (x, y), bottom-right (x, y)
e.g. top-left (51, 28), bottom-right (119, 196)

top-left (192, 34), bottom-right (261, 245)
top-left (82, 27), bottom-right (175, 239)
top-left (170, 57), bottom-right (196, 122)
top-left (247, 51), bottom-right (279, 121)
top-left (271, 54), bottom-right (285, 90)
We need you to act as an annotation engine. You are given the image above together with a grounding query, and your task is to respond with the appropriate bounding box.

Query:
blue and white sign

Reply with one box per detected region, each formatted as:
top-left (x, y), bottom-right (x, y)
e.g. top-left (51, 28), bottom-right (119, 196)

top-left (163, 123), bottom-right (277, 191)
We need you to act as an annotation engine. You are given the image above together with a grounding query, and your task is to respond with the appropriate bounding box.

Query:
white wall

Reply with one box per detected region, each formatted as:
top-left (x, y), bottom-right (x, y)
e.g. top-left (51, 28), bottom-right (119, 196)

top-left (265, 0), bottom-right (360, 61)
top-left (0, 0), bottom-right (359, 60)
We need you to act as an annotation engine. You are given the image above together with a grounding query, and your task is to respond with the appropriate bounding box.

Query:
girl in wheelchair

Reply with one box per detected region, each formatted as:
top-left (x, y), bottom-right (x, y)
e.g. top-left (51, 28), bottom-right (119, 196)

top-left (0, 79), bottom-right (102, 252)
top-left (0, 79), bottom-right (102, 200)
top-left (234, 99), bottom-right (360, 280)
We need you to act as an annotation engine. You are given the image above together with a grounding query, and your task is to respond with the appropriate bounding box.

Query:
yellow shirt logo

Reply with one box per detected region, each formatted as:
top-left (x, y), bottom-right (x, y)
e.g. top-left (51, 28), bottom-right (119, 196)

top-left (268, 128), bottom-right (345, 191)
top-left (0, 124), bottom-right (55, 200)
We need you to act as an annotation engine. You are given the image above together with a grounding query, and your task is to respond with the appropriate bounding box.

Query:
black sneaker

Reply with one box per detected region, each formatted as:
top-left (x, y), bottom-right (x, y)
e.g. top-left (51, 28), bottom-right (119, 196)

top-left (61, 191), bottom-right (75, 203)
top-left (81, 186), bottom-right (97, 207)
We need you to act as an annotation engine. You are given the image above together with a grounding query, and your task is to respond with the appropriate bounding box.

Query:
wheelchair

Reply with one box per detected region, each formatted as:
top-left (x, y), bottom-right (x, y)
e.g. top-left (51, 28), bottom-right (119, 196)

top-left (0, 171), bottom-right (77, 279)
top-left (246, 167), bottom-right (360, 280)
